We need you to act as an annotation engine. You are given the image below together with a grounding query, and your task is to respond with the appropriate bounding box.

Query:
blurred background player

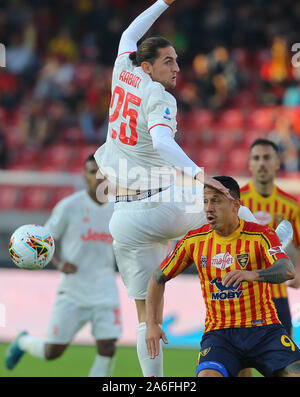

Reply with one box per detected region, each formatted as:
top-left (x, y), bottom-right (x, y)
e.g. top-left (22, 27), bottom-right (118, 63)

top-left (94, 0), bottom-right (256, 377)
top-left (146, 176), bottom-right (300, 377)
top-left (5, 154), bottom-right (121, 377)
top-left (239, 138), bottom-right (300, 376)
top-left (241, 139), bottom-right (300, 335)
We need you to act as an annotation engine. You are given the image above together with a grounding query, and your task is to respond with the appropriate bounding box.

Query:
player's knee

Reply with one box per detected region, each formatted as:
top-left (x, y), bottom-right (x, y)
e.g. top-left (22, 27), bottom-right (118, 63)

top-left (97, 339), bottom-right (117, 357)
top-left (45, 344), bottom-right (67, 360)
top-left (197, 369), bottom-right (224, 377)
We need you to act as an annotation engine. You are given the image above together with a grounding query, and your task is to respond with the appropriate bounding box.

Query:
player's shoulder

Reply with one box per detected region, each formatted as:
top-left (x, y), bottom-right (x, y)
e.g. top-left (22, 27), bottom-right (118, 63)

top-left (275, 186), bottom-right (300, 207)
top-left (240, 183), bottom-right (251, 195)
top-left (53, 190), bottom-right (84, 211)
top-left (242, 221), bottom-right (275, 237)
top-left (185, 224), bottom-right (212, 240)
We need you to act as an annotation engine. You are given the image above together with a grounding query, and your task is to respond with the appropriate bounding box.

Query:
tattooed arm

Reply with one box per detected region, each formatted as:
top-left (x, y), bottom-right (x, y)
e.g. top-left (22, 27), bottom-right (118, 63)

top-left (145, 268), bottom-right (170, 359)
top-left (222, 258), bottom-right (295, 288)
top-left (256, 257), bottom-right (295, 283)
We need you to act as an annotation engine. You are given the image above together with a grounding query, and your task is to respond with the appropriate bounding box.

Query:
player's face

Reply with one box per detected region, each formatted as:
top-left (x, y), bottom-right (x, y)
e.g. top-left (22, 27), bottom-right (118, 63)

top-left (204, 187), bottom-right (239, 231)
top-left (84, 160), bottom-right (104, 194)
top-left (146, 46), bottom-right (180, 90)
top-left (249, 145), bottom-right (279, 185)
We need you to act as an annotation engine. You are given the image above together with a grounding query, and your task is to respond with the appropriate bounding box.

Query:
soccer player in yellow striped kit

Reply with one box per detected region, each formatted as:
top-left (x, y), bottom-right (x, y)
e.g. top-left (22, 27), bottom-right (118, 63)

top-left (239, 138), bottom-right (300, 377)
top-left (241, 138), bottom-right (300, 336)
top-left (146, 176), bottom-right (300, 377)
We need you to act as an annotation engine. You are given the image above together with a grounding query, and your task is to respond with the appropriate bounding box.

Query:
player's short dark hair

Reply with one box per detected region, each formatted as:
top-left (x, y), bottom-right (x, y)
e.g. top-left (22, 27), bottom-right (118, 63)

top-left (250, 138), bottom-right (279, 154)
top-left (211, 176), bottom-right (241, 199)
top-left (85, 154), bottom-right (96, 167)
top-left (129, 36), bottom-right (172, 66)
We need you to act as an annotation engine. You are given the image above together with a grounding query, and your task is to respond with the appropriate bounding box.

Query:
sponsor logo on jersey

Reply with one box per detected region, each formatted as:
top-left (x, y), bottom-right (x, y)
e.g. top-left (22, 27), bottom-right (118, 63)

top-left (254, 211), bottom-right (272, 225)
top-left (268, 245), bottom-right (284, 256)
top-left (81, 228), bottom-right (113, 244)
top-left (237, 253), bottom-right (249, 268)
top-left (211, 252), bottom-right (234, 270)
top-left (210, 277), bottom-right (242, 300)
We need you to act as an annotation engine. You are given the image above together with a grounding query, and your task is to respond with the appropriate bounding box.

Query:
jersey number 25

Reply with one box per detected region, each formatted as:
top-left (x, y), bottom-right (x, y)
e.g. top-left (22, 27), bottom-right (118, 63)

top-left (109, 86), bottom-right (141, 146)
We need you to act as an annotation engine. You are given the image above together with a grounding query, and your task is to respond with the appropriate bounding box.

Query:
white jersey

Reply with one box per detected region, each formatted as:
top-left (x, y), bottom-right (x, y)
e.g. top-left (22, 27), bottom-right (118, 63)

top-left (95, 53), bottom-right (178, 190)
top-left (44, 190), bottom-right (119, 307)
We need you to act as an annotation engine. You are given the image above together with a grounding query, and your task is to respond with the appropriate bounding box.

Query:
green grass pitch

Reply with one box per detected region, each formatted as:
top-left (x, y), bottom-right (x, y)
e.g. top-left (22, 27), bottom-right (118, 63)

top-left (0, 343), bottom-right (262, 377)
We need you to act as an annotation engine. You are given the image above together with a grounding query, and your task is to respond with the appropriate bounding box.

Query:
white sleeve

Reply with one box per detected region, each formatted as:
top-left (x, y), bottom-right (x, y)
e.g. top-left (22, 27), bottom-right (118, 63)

top-left (150, 124), bottom-right (203, 178)
top-left (118, 0), bottom-right (169, 56)
top-left (44, 200), bottom-right (69, 240)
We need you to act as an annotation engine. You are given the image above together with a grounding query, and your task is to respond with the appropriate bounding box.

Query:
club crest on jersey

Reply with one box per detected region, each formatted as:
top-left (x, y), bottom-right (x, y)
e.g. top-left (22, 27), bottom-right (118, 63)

top-left (163, 107), bottom-right (171, 121)
top-left (211, 252), bottom-right (234, 270)
top-left (237, 253), bottom-right (249, 268)
top-left (275, 214), bottom-right (284, 225)
top-left (268, 245), bottom-right (284, 256)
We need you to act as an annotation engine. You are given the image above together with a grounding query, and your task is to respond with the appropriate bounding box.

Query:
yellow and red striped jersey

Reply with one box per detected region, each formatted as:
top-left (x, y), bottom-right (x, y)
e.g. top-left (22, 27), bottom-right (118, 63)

top-left (241, 180), bottom-right (300, 298)
top-left (161, 219), bottom-right (289, 333)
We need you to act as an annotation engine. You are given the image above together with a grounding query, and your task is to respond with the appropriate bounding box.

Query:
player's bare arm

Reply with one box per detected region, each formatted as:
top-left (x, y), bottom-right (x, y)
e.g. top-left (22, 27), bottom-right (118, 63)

top-left (145, 268), bottom-right (169, 359)
top-left (163, 0), bottom-right (175, 5)
top-left (51, 253), bottom-right (78, 274)
top-left (222, 258), bottom-right (295, 287)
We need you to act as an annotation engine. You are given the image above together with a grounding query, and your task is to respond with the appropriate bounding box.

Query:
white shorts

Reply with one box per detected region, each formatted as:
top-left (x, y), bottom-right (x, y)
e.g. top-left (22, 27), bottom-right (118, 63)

top-left (46, 294), bottom-right (122, 344)
top-left (110, 185), bottom-right (207, 300)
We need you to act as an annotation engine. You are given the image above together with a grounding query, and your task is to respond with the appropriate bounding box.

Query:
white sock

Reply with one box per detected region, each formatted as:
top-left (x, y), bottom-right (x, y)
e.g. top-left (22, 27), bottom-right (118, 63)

top-left (18, 335), bottom-right (46, 359)
top-left (238, 205), bottom-right (257, 222)
top-left (137, 322), bottom-right (163, 377)
top-left (89, 354), bottom-right (115, 377)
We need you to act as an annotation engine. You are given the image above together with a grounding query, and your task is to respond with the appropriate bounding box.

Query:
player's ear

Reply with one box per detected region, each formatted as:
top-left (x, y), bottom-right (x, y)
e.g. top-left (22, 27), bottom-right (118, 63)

top-left (141, 61), bottom-right (152, 75)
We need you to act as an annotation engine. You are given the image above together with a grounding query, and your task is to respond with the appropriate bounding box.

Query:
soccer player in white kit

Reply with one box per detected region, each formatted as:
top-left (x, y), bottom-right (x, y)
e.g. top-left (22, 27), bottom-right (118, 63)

top-left (5, 155), bottom-right (121, 377)
top-left (94, 0), bottom-right (256, 377)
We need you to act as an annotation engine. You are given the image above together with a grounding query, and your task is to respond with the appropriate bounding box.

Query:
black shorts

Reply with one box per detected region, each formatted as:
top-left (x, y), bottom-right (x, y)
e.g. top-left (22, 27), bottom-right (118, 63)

top-left (273, 297), bottom-right (292, 337)
top-left (196, 324), bottom-right (300, 377)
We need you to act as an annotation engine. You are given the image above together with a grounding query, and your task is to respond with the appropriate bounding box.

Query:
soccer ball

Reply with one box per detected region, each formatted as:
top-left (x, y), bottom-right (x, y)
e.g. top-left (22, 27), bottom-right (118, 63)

top-left (9, 224), bottom-right (55, 270)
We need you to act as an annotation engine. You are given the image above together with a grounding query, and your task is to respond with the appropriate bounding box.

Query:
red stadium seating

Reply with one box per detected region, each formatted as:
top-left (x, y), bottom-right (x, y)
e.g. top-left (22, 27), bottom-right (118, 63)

top-left (0, 185), bottom-right (20, 210)
top-left (19, 186), bottom-right (53, 210)
top-left (51, 186), bottom-right (74, 207)
top-left (222, 147), bottom-right (249, 176)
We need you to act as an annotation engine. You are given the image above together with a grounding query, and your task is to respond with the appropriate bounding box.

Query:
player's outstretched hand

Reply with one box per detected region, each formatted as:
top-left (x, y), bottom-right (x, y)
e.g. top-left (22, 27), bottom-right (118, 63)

top-left (222, 269), bottom-right (258, 288)
top-left (195, 172), bottom-right (234, 200)
top-left (146, 323), bottom-right (168, 359)
top-left (59, 261), bottom-right (78, 274)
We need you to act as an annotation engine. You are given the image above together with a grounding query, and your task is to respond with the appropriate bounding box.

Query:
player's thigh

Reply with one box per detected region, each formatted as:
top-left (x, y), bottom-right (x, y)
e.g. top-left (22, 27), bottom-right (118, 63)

top-left (109, 200), bottom-right (206, 245)
top-left (247, 324), bottom-right (300, 377)
top-left (46, 294), bottom-right (90, 344)
top-left (113, 240), bottom-right (168, 300)
top-left (273, 298), bottom-right (293, 337)
top-left (196, 330), bottom-right (242, 377)
top-left (91, 305), bottom-right (122, 344)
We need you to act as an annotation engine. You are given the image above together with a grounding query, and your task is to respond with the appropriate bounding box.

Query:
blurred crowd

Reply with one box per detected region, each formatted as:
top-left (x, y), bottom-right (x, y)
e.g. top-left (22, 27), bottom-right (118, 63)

top-left (0, 0), bottom-right (299, 173)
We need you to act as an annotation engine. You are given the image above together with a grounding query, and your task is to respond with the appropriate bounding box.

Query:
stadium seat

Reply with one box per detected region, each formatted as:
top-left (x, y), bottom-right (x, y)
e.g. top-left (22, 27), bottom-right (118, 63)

top-left (222, 148), bottom-right (249, 176)
top-left (186, 109), bottom-right (214, 132)
top-left (196, 146), bottom-right (223, 174)
top-left (51, 186), bottom-right (74, 207)
top-left (247, 107), bottom-right (275, 131)
top-left (218, 109), bottom-right (244, 130)
top-left (0, 185), bottom-right (21, 210)
top-left (39, 144), bottom-right (74, 171)
top-left (19, 186), bottom-right (53, 211)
